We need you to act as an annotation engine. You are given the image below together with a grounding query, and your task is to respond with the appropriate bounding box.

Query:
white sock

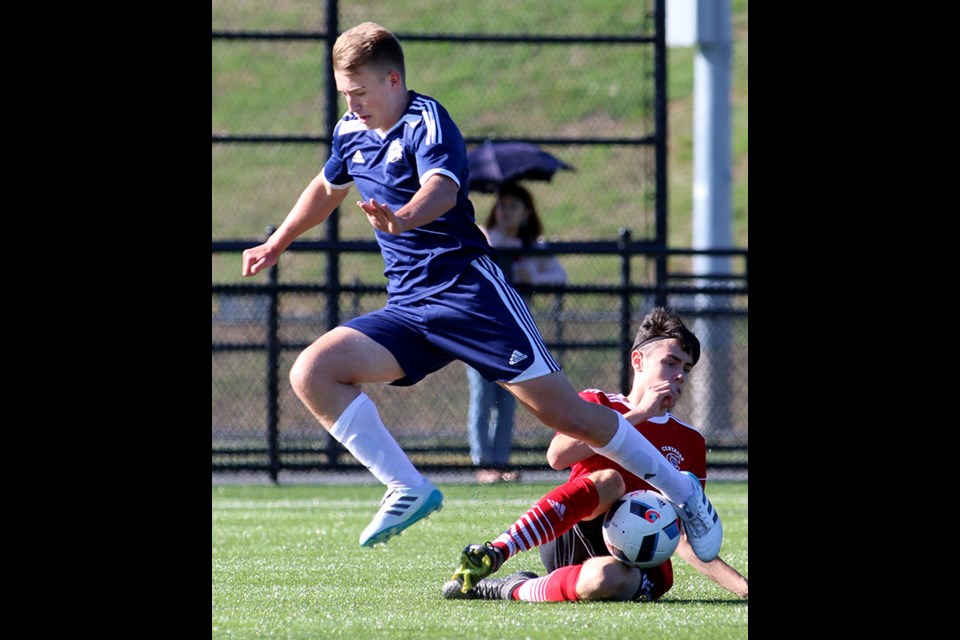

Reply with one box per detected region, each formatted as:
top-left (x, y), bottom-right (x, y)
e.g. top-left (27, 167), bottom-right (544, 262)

top-left (328, 392), bottom-right (424, 491)
top-left (590, 413), bottom-right (693, 504)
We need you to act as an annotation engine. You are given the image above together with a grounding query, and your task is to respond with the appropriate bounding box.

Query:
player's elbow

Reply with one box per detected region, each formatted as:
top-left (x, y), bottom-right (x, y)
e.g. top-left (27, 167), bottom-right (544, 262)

top-left (440, 191), bottom-right (457, 214)
top-left (546, 449), bottom-right (566, 470)
top-left (427, 174), bottom-right (459, 210)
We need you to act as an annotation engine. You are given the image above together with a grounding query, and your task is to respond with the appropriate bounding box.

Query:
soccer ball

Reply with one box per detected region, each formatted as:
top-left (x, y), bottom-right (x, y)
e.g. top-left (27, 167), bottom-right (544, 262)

top-left (602, 489), bottom-right (682, 568)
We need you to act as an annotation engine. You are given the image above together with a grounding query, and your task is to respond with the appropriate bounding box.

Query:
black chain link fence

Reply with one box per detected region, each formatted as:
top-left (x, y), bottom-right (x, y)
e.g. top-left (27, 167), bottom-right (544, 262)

top-left (212, 0), bottom-right (747, 479)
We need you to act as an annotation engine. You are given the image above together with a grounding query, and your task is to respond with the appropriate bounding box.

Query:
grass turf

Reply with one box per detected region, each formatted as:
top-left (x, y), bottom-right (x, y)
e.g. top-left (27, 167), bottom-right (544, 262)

top-left (213, 480), bottom-right (747, 639)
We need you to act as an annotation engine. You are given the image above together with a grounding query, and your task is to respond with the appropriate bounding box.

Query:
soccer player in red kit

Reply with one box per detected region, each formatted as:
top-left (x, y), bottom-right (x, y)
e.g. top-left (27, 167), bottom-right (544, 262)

top-left (445, 307), bottom-right (747, 602)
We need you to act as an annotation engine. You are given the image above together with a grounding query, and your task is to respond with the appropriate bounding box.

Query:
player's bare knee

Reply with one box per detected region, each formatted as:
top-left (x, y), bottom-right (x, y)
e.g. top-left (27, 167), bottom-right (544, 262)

top-left (588, 469), bottom-right (626, 507)
top-left (577, 557), bottom-right (637, 601)
top-left (289, 349), bottom-right (324, 401)
top-left (288, 354), bottom-right (308, 399)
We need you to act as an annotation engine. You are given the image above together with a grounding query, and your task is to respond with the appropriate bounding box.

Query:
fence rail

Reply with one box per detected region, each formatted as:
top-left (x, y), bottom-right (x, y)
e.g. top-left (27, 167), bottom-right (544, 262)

top-left (213, 237), bottom-right (747, 482)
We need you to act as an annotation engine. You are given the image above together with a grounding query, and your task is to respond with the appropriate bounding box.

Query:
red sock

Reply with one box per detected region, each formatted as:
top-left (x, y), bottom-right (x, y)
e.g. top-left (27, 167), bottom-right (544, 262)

top-left (491, 476), bottom-right (599, 560)
top-left (513, 565), bottom-right (582, 602)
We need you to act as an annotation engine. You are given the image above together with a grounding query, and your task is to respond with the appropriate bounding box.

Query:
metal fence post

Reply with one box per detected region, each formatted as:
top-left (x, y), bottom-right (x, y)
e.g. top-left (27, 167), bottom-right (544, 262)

top-left (265, 226), bottom-right (280, 483)
top-left (618, 228), bottom-right (632, 393)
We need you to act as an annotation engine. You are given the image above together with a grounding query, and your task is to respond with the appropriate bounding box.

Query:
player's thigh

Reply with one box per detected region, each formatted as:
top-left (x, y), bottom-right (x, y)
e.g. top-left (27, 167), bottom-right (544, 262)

top-left (503, 373), bottom-right (617, 444)
top-left (502, 372), bottom-right (579, 418)
top-left (576, 557), bottom-right (639, 601)
top-left (293, 326), bottom-right (405, 384)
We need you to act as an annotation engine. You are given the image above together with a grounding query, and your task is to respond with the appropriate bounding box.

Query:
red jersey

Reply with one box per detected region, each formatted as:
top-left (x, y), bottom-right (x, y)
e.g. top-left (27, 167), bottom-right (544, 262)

top-left (566, 389), bottom-right (708, 491)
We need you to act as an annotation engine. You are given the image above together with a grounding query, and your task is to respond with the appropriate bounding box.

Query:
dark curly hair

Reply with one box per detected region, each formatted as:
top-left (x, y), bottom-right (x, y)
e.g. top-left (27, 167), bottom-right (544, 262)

top-left (631, 307), bottom-right (700, 365)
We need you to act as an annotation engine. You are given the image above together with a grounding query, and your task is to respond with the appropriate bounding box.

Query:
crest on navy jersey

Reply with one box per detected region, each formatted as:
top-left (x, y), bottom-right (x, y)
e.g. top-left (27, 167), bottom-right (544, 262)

top-left (387, 139), bottom-right (404, 163)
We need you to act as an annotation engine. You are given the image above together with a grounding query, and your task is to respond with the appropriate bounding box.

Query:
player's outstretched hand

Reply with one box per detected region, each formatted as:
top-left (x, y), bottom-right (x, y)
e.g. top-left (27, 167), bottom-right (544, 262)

top-left (242, 243), bottom-right (280, 277)
top-left (623, 380), bottom-right (679, 425)
top-left (358, 198), bottom-right (405, 234)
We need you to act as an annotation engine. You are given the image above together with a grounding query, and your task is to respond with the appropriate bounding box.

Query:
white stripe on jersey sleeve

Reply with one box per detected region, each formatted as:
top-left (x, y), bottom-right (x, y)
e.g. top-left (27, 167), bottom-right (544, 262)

top-left (427, 99), bottom-right (442, 144)
top-left (411, 96), bottom-right (441, 146)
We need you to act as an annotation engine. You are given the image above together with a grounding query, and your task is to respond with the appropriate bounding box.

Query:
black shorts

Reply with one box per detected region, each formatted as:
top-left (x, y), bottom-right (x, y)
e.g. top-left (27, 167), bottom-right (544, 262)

top-left (539, 515), bottom-right (606, 573)
top-left (539, 514), bottom-right (674, 601)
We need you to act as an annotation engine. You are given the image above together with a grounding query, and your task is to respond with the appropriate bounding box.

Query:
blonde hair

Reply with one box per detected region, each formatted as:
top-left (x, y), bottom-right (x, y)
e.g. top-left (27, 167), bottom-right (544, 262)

top-left (333, 22), bottom-right (405, 80)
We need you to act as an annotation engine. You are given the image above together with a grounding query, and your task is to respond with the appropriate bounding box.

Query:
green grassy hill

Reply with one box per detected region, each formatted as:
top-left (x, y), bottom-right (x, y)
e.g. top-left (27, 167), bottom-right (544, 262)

top-left (212, 1), bottom-right (747, 251)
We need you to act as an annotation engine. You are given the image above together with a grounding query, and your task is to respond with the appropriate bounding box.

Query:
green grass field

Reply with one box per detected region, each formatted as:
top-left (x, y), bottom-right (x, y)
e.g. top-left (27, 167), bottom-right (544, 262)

top-left (212, 480), bottom-right (747, 639)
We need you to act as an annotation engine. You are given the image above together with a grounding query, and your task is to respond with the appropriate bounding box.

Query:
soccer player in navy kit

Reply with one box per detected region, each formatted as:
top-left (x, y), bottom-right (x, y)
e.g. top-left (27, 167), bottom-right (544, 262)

top-left (240, 23), bottom-right (722, 561)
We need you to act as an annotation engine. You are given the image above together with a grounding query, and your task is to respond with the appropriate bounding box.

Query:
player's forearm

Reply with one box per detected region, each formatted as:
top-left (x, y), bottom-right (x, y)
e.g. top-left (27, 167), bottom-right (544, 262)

top-left (622, 405), bottom-right (661, 427)
top-left (270, 175), bottom-right (342, 250)
top-left (698, 558), bottom-right (748, 598)
top-left (676, 539), bottom-right (748, 598)
top-left (546, 434), bottom-right (593, 469)
top-left (393, 174), bottom-right (458, 230)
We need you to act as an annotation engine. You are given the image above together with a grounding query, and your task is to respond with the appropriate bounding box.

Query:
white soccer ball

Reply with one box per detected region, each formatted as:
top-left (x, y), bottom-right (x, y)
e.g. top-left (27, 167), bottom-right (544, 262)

top-left (602, 489), bottom-right (682, 568)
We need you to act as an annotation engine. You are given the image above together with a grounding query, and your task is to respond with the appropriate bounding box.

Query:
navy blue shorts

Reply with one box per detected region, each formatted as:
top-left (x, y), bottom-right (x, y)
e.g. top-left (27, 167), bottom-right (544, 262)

top-left (343, 255), bottom-right (561, 387)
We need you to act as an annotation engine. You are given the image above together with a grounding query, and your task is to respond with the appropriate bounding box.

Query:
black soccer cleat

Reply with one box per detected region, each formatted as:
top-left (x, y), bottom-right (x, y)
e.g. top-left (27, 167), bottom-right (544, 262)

top-left (450, 542), bottom-right (507, 592)
top-left (442, 571), bottom-right (538, 600)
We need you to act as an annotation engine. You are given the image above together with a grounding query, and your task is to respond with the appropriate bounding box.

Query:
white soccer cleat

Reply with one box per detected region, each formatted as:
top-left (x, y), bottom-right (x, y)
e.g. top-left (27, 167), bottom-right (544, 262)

top-left (359, 479), bottom-right (443, 547)
top-left (674, 471), bottom-right (723, 562)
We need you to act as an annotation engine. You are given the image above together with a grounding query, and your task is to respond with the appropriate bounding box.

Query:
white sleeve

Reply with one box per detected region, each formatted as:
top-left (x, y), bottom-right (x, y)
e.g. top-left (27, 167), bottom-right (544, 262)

top-left (529, 242), bottom-right (567, 285)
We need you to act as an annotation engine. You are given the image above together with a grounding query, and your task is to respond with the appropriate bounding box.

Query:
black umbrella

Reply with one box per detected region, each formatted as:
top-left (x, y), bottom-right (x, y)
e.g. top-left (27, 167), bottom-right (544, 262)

top-left (467, 140), bottom-right (574, 193)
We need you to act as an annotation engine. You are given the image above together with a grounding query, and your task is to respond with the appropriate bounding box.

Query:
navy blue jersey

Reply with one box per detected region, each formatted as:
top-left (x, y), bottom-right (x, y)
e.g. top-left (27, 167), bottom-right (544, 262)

top-left (324, 90), bottom-right (496, 304)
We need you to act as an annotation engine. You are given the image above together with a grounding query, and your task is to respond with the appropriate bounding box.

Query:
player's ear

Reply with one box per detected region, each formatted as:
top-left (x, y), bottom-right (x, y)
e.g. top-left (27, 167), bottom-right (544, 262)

top-left (632, 349), bottom-right (643, 371)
